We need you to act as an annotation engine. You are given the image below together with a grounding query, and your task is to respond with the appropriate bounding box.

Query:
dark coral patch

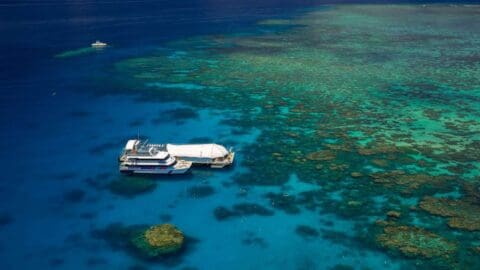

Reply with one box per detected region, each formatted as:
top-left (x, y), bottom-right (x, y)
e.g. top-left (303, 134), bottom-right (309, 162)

top-left (232, 203), bottom-right (275, 216)
top-left (128, 264), bottom-right (149, 270)
top-left (63, 189), bottom-right (86, 203)
top-left (295, 225), bottom-right (319, 239)
top-left (86, 257), bottom-right (108, 266)
top-left (165, 108), bottom-right (199, 119)
top-left (265, 192), bottom-right (300, 214)
top-left (54, 172), bottom-right (77, 181)
top-left (242, 231), bottom-right (268, 248)
top-left (330, 264), bottom-right (354, 270)
top-left (213, 203), bottom-right (274, 221)
top-left (80, 212), bottom-right (97, 219)
top-left (187, 185), bottom-right (215, 198)
top-left (130, 119), bottom-right (144, 127)
top-left (89, 142), bottom-right (119, 156)
top-left (49, 258), bottom-right (65, 268)
top-left (213, 207), bottom-right (233, 221)
top-left (91, 223), bottom-right (142, 251)
top-left (68, 110), bottom-right (90, 118)
top-left (153, 108), bottom-right (198, 124)
top-left (0, 213), bottom-right (13, 227)
top-left (108, 176), bottom-right (157, 198)
top-left (160, 214), bottom-right (173, 222)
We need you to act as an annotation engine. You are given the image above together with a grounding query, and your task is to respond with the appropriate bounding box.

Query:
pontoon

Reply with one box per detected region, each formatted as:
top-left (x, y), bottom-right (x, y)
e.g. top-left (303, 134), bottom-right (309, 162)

top-left (166, 143), bottom-right (235, 168)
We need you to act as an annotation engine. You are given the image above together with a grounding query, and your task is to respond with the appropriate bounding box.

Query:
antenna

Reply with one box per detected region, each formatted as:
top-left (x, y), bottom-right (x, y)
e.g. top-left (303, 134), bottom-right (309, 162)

top-left (137, 129), bottom-right (140, 141)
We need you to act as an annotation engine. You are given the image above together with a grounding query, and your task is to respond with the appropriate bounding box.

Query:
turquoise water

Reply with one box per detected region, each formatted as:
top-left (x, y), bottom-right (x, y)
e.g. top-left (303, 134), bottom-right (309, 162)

top-left (1, 2), bottom-right (480, 270)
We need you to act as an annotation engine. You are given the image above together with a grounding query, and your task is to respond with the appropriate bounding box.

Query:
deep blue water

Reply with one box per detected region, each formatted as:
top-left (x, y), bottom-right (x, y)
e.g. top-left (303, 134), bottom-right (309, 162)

top-left (1, 1), bottom-right (479, 269)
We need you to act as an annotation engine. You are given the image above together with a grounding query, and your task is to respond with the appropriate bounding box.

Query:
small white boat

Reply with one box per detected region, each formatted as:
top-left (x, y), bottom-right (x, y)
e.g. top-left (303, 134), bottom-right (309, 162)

top-left (119, 140), bottom-right (192, 175)
top-left (166, 143), bottom-right (235, 168)
top-left (91, 40), bottom-right (107, 48)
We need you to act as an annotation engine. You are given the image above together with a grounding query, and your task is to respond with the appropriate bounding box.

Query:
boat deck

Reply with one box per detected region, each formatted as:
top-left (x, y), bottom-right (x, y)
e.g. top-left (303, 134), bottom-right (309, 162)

top-left (126, 144), bottom-right (167, 156)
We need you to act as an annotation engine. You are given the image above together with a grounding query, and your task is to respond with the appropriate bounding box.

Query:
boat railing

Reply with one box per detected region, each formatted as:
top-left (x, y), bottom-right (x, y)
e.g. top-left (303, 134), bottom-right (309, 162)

top-left (122, 143), bottom-right (168, 157)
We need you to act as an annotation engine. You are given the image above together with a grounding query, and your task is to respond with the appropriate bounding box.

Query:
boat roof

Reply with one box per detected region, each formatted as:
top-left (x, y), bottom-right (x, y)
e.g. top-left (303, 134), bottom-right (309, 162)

top-left (125, 140), bottom-right (140, 150)
top-left (166, 144), bottom-right (229, 159)
top-left (129, 152), bottom-right (170, 159)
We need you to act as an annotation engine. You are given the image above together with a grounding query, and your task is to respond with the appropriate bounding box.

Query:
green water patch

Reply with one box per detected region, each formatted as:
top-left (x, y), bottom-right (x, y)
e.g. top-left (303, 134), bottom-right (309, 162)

top-left (109, 4), bottom-right (480, 269)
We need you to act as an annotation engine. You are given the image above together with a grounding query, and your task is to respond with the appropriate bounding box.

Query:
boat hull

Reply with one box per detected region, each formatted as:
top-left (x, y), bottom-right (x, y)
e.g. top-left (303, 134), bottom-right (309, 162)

top-left (119, 160), bottom-right (192, 175)
top-left (120, 166), bottom-right (190, 175)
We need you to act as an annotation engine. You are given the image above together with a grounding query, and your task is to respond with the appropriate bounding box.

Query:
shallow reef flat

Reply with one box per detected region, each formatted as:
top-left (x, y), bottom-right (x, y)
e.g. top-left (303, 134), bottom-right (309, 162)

top-left (112, 4), bottom-right (480, 269)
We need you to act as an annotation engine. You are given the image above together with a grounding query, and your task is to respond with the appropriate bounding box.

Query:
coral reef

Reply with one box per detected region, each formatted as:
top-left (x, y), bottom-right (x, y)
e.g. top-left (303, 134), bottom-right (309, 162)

top-left (111, 4), bottom-right (480, 268)
top-left (376, 223), bottom-right (457, 259)
top-left (132, 224), bottom-right (184, 258)
top-left (92, 223), bottom-right (189, 263)
top-left (306, 150), bottom-right (336, 161)
top-left (368, 171), bottom-right (453, 194)
top-left (419, 196), bottom-right (480, 231)
top-left (386, 211), bottom-right (401, 219)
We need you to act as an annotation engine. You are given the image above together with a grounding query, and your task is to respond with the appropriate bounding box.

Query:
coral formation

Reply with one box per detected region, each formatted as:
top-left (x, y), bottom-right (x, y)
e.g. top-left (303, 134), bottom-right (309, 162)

top-left (386, 211), bottom-right (401, 219)
top-left (306, 150), bottom-right (336, 161)
top-left (368, 171), bottom-right (453, 194)
top-left (92, 223), bottom-right (192, 265)
top-left (376, 223), bottom-right (457, 259)
top-left (419, 196), bottom-right (480, 231)
top-left (132, 224), bottom-right (184, 257)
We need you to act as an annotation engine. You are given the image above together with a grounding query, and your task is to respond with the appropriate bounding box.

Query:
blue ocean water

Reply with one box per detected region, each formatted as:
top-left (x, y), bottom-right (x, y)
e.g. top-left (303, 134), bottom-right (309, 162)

top-left (1, 1), bottom-right (479, 269)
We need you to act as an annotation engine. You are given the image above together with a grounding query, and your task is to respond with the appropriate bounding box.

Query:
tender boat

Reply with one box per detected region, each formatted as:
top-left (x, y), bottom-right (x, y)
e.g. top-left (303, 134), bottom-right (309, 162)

top-left (91, 40), bottom-right (107, 48)
top-left (119, 140), bottom-right (192, 175)
top-left (166, 143), bottom-right (235, 168)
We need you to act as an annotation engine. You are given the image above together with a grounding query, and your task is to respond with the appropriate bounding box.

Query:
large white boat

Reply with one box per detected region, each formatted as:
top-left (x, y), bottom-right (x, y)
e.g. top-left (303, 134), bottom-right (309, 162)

top-left (119, 140), bottom-right (192, 175)
top-left (166, 143), bottom-right (235, 168)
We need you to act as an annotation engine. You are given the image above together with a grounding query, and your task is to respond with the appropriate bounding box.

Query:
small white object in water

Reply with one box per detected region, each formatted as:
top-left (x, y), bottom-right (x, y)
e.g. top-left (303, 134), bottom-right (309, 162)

top-left (91, 40), bottom-right (107, 48)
